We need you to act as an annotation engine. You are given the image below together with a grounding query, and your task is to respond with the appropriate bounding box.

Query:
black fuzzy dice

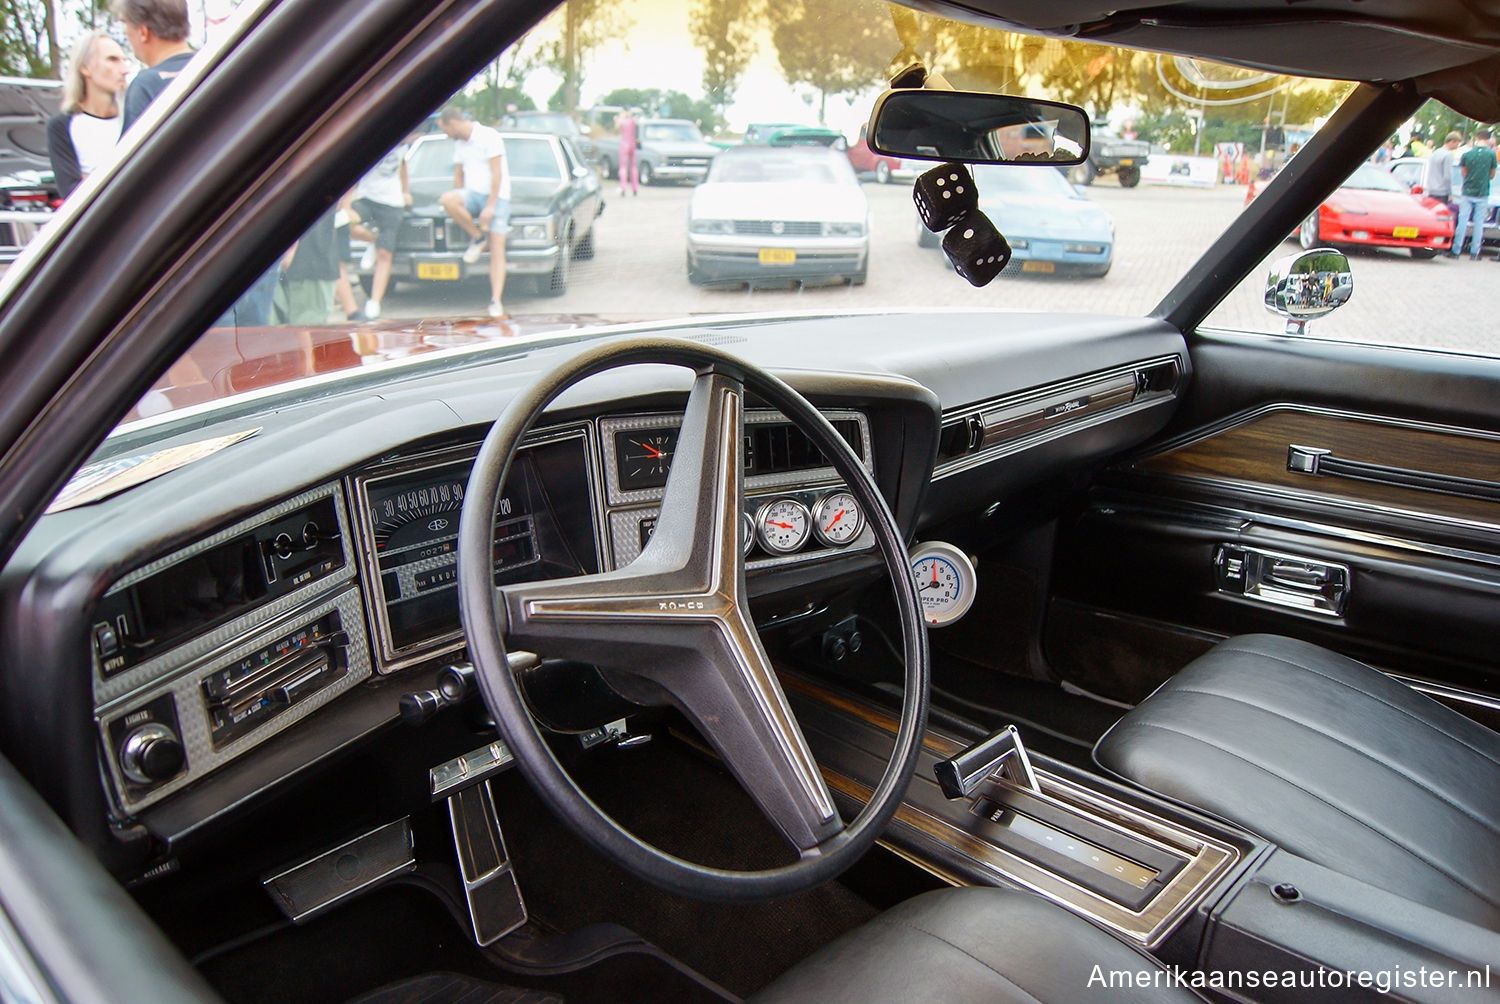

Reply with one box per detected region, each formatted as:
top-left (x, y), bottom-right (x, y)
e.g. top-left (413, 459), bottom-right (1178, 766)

top-left (914, 162), bottom-right (977, 233)
top-left (942, 209), bottom-right (1011, 287)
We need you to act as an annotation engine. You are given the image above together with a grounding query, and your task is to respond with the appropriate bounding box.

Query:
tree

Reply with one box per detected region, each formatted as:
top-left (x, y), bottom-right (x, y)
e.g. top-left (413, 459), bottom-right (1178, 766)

top-left (767, 0), bottom-right (895, 123)
top-left (690, 0), bottom-right (758, 123)
top-left (541, 0), bottom-right (634, 114)
top-left (0, 0), bottom-right (62, 79)
top-left (597, 87), bottom-right (723, 133)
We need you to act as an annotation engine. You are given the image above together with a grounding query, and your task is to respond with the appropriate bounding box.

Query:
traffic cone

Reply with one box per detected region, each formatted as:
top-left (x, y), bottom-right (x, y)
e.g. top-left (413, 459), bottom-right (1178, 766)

top-left (1244, 177), bottom-right (1256, 206)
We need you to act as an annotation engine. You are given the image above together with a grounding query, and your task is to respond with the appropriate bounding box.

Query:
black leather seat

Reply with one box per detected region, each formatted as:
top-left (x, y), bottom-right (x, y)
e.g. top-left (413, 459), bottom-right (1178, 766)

top-left (1095, 634), bottom-right (1500, 929)
top-left (753, 887), bottom-right (1203, 1002)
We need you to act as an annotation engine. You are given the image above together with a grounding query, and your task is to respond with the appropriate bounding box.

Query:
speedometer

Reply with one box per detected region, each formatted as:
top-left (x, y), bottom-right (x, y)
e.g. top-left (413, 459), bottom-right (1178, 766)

top-left (370, 477), bottom-right (467, 556)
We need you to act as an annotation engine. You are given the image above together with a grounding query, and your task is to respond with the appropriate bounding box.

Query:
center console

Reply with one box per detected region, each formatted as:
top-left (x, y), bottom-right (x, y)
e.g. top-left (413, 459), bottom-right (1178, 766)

top-left (782, 676), bottom-right (1253, 952)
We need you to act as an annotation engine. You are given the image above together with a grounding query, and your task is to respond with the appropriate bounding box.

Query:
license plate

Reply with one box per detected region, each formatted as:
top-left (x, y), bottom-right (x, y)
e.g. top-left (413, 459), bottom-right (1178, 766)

top-left (1021, 260), bottom-right (1055, 273)
top-left (416, 261), bottom-right (461, 280)
top-left (1392, 225), bottom-right (1419, 238)
top-left (1118, 158), bottom-right (1133, 166)
top-left (759, 248), bottom-right (796, 265)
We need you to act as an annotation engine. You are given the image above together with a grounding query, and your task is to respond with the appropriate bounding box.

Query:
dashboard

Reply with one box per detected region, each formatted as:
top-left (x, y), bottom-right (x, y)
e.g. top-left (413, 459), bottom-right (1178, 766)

top-left (88, 408), bottom-right (878, 820)
top-left (0, 311), bottom-right (1189, 871)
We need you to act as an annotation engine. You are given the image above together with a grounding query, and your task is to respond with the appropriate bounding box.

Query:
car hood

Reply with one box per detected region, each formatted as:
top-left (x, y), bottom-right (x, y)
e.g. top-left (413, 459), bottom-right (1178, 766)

top-left (691, 183), bottom-right (868, 223)
top-left (642, 140), bottom-right (719, 158)
top-left (411, 176), bottom-right (571, 218)
top-left (978, 193), bottom-right (1113, 239)
top-left (1328, 187), bottom-right (1449, 220)
top-left (0, 77), bottom-right (61, 175)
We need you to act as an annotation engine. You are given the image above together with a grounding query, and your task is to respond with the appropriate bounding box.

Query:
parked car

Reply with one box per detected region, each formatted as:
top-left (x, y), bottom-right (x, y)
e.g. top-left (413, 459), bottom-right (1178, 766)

top-left (743, 122), bottom-right (847, 150)
top-left (847, 121), bottom-right (913, 183)
top-left (499, 110), bottom-right (599, 167)
top-left (686, 144), bottom-right (869, 286)
top-left (1389, 154), bottom-right (1500, 247)
top-left (1298, 161), bottom-right (1453, 257)
top-left (632, 118), bottom-right (719, 185)
top-left (365, 130), bottom-right (603, 295)
top-left (0, 78), bottom-right (60, 266)
top-left (918, 163), bottom-right (1113, 277)
top-left (1067, 130), bottom-right (1150, 187)
top-left (8, 0), bottom-right (1500, 1002)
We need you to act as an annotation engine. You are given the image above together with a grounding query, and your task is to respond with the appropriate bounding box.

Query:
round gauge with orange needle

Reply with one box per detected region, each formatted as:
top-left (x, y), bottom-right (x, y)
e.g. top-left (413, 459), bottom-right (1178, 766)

top-left (909, 541), bottom-right (976, 627)
top-left (755, 498), bottom-right (811, 555)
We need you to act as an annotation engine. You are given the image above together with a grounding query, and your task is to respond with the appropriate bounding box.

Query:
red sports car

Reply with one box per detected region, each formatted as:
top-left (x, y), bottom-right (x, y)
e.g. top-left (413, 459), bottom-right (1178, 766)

top-left (1298, 162), bottom-right (1453, 258)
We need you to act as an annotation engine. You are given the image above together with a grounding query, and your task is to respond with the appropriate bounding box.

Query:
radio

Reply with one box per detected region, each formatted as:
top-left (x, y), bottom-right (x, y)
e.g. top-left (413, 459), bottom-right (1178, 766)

top-left (204, 612), bottom-right (348, 748)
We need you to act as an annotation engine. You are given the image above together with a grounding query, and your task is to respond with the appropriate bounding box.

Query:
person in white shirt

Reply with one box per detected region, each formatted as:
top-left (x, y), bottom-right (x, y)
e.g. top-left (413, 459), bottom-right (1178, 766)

top-left (46, 31), bottom-right (128, 199)
top-left (348, 143), bottom-right (412, 320)
top-left (437, 107), bottom-right (510, 318)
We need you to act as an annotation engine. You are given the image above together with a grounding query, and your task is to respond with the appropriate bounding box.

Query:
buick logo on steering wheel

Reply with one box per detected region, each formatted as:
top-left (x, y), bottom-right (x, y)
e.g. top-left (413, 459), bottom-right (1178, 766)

top-left (428, 518), bottom-right (449, 532)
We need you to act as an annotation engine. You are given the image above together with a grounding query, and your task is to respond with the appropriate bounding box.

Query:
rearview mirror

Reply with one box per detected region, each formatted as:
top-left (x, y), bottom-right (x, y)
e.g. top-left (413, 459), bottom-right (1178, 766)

top-left (866, 90), bottom-right (1090, 166)
top-left (1265, 248), bottom-right (1352, 334)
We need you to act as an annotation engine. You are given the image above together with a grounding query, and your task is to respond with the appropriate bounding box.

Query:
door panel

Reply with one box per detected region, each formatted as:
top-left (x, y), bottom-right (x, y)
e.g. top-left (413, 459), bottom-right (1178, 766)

top-left (1048, 332), bottom-right (1500, 724)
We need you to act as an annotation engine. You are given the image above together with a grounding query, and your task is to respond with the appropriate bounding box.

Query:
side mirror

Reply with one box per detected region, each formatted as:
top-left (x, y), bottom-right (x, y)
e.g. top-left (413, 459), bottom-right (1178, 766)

top-left (1410, 184), bottom-right (1425, 194)
top-left (1265, 248), bottom-right (1352, 334)
top-left (866, 89), bottom-right (1090, 166)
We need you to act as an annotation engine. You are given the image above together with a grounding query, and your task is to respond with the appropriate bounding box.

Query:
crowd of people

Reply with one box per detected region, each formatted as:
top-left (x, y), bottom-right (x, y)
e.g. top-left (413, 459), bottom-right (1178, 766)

top-left (1407, 128), bottom-right (1499, 260)
top-left (44, 0), bottom-right (513, 325)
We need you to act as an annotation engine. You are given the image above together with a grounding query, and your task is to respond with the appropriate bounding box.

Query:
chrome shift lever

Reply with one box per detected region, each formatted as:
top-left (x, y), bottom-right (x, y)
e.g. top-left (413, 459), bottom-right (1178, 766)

top-left (934, 725), bottom-right (1040, 799)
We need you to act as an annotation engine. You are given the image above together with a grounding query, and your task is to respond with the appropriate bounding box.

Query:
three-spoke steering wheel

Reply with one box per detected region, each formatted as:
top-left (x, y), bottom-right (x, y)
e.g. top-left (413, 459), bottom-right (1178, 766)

top-left (457, 337), bottom-right (929, 901)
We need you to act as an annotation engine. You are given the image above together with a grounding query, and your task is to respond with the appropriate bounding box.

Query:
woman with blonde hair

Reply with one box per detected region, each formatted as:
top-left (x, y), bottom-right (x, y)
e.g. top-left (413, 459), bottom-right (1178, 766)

top-left (46, 31), bottom-right (129, 199)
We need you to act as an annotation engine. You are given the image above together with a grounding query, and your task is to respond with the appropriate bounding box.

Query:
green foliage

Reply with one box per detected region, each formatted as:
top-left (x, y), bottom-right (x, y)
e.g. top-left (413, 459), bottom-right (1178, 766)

top-left (1410, 98), bottom-right (1488, 145)
top-left (1132, 111), bottom-right (1195, 151)
top-left (596, 88), bottom-right (723, 133)
top-left (766, 0), bottom-right (896, 123)
top-left (540, 0), bottom-right (634, 113)
top-left (690, 0), bottom-right (759, 119)
top-left (0, 0), bottom-right (61, 78)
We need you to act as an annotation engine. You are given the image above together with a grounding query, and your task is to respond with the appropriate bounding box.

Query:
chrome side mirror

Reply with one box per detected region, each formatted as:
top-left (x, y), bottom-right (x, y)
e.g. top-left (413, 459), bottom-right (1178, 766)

top-left (1264, 248), bottom-right (1352, 334)
top-left (866, 89), bottom-right (1090, 166)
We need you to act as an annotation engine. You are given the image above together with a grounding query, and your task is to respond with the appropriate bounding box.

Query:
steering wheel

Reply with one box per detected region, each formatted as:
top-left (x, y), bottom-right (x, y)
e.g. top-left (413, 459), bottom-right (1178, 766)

top-left (457, 337), bottom-right (929, 901)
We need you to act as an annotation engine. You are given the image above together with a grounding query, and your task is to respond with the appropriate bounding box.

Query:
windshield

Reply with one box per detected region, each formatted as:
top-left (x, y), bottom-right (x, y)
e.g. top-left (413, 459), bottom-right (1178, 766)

top-left (13, 0), bottom-right (1490, 426)
top-left (640, 122), bottom-right (705, 143)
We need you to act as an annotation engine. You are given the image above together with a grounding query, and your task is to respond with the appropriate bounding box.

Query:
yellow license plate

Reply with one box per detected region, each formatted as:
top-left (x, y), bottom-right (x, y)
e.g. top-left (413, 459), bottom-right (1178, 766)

top-left (1392, 226), bottom-right (1419, 238)
top-left (1118, 158), bottom-right (1133, 166)
top-left (758, 248), bottom-right (797, 265)
top-left (1021, 260), bottom-right (1055, 273)
top-left (416, 261), bottom-right (461, 280)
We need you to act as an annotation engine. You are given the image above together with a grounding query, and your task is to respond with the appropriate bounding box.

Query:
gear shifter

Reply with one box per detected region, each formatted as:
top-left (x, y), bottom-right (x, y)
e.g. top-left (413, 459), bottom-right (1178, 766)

top-left (933, 724), bottom-right (1040, 799)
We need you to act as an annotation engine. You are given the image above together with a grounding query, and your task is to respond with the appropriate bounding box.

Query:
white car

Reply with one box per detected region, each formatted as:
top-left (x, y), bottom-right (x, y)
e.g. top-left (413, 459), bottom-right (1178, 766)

top-left (686, 145), bottom-right (870, 286)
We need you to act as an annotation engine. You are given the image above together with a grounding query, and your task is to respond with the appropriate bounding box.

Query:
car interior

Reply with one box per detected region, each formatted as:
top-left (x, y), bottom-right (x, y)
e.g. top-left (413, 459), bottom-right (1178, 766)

top-left (2, 0), bottom-right (1500, 1001)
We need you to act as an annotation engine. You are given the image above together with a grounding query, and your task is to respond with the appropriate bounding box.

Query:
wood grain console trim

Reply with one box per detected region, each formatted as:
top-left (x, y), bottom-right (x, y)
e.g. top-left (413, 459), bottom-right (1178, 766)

top-left (1137, 410), bottom-right (1500, 526)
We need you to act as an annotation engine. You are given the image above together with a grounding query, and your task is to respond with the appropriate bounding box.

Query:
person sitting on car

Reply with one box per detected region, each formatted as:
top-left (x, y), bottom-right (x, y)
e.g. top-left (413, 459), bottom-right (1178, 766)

top-left (435, 106), bottom-right (510, 319)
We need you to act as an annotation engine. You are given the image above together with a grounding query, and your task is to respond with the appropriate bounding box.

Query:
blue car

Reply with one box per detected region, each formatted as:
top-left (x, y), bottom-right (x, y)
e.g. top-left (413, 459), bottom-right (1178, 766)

top-left (918, 164), bottom-right (1114, 277)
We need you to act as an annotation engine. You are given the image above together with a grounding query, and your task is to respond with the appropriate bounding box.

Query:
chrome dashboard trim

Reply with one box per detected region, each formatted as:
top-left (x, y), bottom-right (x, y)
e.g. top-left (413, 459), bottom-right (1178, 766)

top-left (0, 904), bottom-right (53, 1004)
top-left (933, 355), bottom-right (1180, 480)
top-left (93, 483), bottom-right (354, 704)
top-left (96, 585), bottom-right (373, 816)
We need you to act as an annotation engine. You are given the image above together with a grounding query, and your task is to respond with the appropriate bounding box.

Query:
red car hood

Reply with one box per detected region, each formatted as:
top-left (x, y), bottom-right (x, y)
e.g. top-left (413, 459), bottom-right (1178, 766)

top-left (127, 314), bottom-right (618, 423)
top-left (1326, 186), bottom-right (1448, 223)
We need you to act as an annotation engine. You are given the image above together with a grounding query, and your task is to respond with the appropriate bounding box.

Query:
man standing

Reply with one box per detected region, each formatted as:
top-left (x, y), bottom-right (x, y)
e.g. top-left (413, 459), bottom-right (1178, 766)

top-left (349, 143), bottom-right (412, 320)
top-left (1425, 131), bottom-right (1462, 225)
top-left (1453, 128), bottom-right (1496, 260)
top-left (436, 107), bottom-right (509, 319)
top-left (111, 0), bottom-right (195, 132)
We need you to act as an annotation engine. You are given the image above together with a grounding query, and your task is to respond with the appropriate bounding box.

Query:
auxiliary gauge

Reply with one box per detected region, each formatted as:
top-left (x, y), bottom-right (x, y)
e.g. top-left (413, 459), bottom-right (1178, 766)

top-left (909, 541), bottom-right (977, 627)
top-left (756, 499), bottom-right (811, 555)
top-left (813, 492), bottom-right (863, 547)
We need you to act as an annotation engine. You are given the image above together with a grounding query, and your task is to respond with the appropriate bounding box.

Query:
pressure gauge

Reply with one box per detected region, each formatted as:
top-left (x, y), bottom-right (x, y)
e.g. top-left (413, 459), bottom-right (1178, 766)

top-left (755, 498), bottom-right (811, 555)
top-left (813, 492), bottom-right (864, 547)
top-left (742, 513), bottom-right (756, 556)
top-left (909, 541), bottom-right (977, 627)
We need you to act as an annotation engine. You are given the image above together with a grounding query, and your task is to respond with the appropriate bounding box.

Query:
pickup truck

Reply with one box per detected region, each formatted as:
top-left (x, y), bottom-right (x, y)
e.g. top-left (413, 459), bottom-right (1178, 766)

top-left (1067, 131), bottom-right (1150, 187)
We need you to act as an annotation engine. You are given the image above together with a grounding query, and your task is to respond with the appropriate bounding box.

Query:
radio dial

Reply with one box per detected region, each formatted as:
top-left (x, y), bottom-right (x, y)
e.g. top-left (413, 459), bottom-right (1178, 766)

top-left (120, 723), bottom-right (184, 785)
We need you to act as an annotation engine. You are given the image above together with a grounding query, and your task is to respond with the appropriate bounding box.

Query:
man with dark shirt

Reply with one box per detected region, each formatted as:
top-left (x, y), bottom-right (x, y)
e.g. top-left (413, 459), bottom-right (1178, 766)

top-left (111, 0), bottom-right (195, 132)
top-left (1453, 128), bottom-right (1497, 260)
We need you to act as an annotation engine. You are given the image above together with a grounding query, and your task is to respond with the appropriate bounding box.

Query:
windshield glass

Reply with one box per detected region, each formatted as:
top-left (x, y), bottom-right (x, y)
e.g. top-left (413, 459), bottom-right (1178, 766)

top-left (21, 0), bottom-right (1491, 426)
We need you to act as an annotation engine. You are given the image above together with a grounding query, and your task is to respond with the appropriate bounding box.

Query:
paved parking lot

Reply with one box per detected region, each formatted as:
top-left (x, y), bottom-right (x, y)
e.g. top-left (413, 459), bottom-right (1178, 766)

top-left (380, 173), bottom-right (1500, 355)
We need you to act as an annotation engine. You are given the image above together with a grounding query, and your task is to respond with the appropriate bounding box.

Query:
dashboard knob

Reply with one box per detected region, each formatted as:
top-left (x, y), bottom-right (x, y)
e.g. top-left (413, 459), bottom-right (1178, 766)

top-left (120, 723), bottom-right (184, 785)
